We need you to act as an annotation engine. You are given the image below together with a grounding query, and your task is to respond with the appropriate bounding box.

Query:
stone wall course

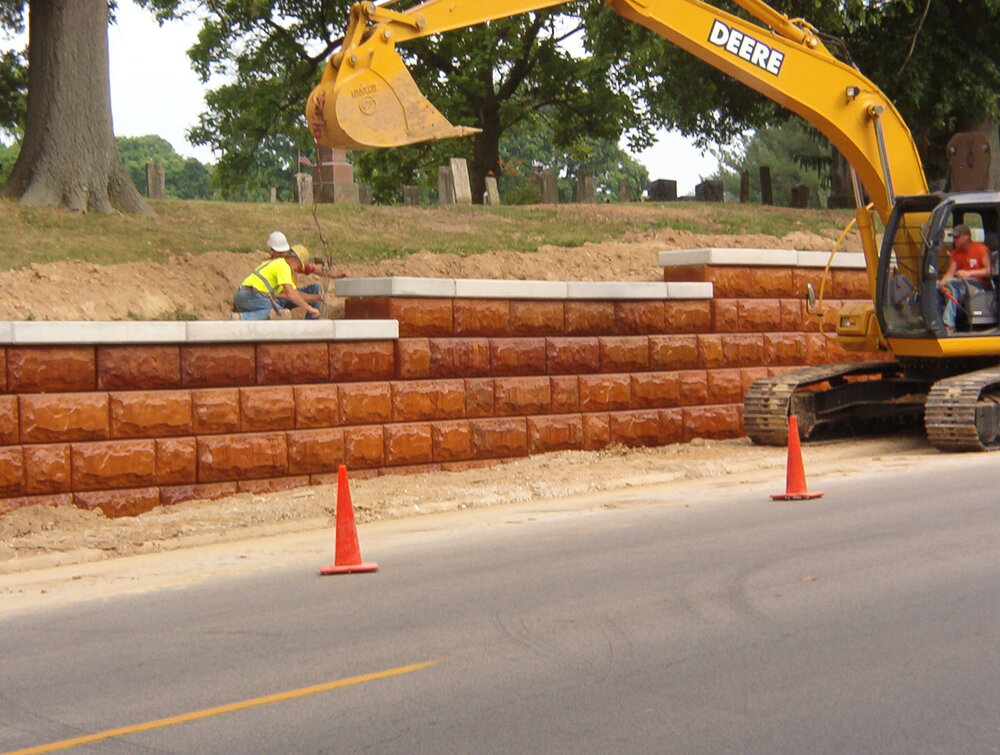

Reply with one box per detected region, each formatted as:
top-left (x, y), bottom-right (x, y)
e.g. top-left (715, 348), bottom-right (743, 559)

top-left (293, 384), bottom-right (340, 428)
top-left (454, 300), bottom-right (509, 336)
top-left (658, 408), bottom-right (685, 444)
top-left (582, 413), bottom-right (610, 450)
top-left (98, 346), bottom-right (180, 390)
top-left (0, 446), bottom-right (23, 496)
top-left (546, 337), bottom-right (599, 374)
top-left (432, 419), bottom-right (472, 462)
top-left (0, 395), bottom-right (17, 444)
top-left (615, 301), bottom-right (665, 334)
top-left (677, 370), bottom-right (709, 406)
top-left (649, 335), bottom-right (699, 370)
top-left (738, 300), bottom-right (782, 332)
top-left (510, 301), bottom-right (564, 336)
top-left (74, 487), bottom-right (160, 518)
top-left (257, 342), bottom-right (329, 384)
top-left (663, 301), bottom-right (711, 333)
top-left (464, 378), bottom-right (494, 417)
top-left (155, 437), bottom-right (197, 485)
top-left (344, 425), bottom-right (384, 468)
top-left (191, 389), bottom-right (241, 435)
top-left (712, 300), bottom-right (740, 332)
top-left (579, 374), bottom-right (631, 412)
top-left (20, 393), bottom-right (109, 444)
top-left (600, 336), bottom-right (649, 372)
top-left (72, 439), bottom-right (158, 490)
top-left (723, 334), bottom-right (765, 367)
top-left (159, 481), bottom-right (237, 507)
top-left (490, 337), bottom-right (546, 376)
top-left (697, 335), bottom-right (726, 369)
top-left (1, 492), bottom-right (73, 515)
top-left (240, 386), bottom-right (296, 431)
top-left (470, 417), bottom-right (528, 458)
top-left (764, 333), bottom-right (807, 365)
top-left (683, 405), bottom-right (741, 441)
top-left (23, 444), bottom-right (71, 494)
top-left (394, 339), bottom-right (431, 379)
top-left (609, 409), bottom-right (664, 446)
top-left (0, 347), bottom-right (5, 393)
top-left (110, 390), bottom-right (193, 438)
top-left (198, 432), bottom-right (288, 482)
top-left (494, 376), bottom-right (551, 416)
top-left (430, 338), bottom-right (490, 377)
top-left (329, 341), bottom-right (395, 381)
top-left (392, 379), bottom-right (466, 422)
top-left (384, 423), bottom-right (434, 466)
top-left (181, 344), bottom-right (256, 388)
top-left (550, 375), bottom-right (579, 413)
top-left (339, 382), bottom-right (392, 425)
top-left (8, 347), bottom-right (96, 394)
top-left (631, 372), bottom-right (680, 408)
top-left (528, 414), bottom-right (584, 454)
top-left (566, 302), bottom-right (615, 335)
top-left (392, 299), bottom-right (454, 336)
top-left (707, 368), bottom-right (744, 404)
top-left (287, 427), bottom-right (344, 474)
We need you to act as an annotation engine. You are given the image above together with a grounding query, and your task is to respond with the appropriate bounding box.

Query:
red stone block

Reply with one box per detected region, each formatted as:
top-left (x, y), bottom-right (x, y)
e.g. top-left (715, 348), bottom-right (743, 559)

top-left (579, 374), bottom-right (631, 411)
top-left (750, 267), bottom-right (795, 298)
top-left (237, 476), bottom-right (311, 494)
top-left (489, 337), bottom-right (547, 376)
top-left (683, 405), bottom-right (741, 441)
top-left (294, 384), bottom-right (340, 428)
top-left (649, 335), bottom-right (699, 370)
top-left (608, 409), bottom-right (663, 446)
top-left (723, 334), bottom-right (765, 367)
top-left (0, 493), bottom-right (73, 515)
top-left (0, 347), bottom-right (5, 393)
top-left (677, 370), bottom-right (709, 406)
top-left (0, 446), bottom-right (23, 495)
top-left (779, 299), bottom-right (802, 332)
top-left (257, 342), bottom-right (329, 385)
top-left (392, 379), bottom-right (465, 421)
top-left (631, 372), bottom-right (681, 408)
top-left (395, 339), bottom-right (431, 379)
top-left (155, 437), bottom-right (197, 485)
top-left (72, 439), bottom-right (157, 490)
top-left (0, 396), bottom-right (17, 444)
top-left (832, 269), bottom-right (871, 298)
top-left (344, 425), bottom-right (384, 468)
top-left (339, 382), bottom-right (392, 425)
top-left (494, 376), bottom-right (551, 416)
top-left (465, 378), bottom-right (494, 417)
top-left (707, 368), bottom-right (743, 404)
top-left (658, 408), bottom-right (684, 443)
top-left (546, 337), bottom-right (600, 374)
top-left (430, 338), bottom-right (490, 377)
top-left (432, 420), bottom-right (472, 462)
top-left (792, 269), bottom-right (825, 301)
top-left (740, 367), bottom-right (770, 395)
top-left (600, 336), bottom-right (649, 372)
top-left (566, 301), bottom-right (615, 335)
top-left (97, 346), bottom-right (180, 390)
top-left (181, 344), bottom-right (256, 388)
top-left (191, 389), bottom-right (241, 435)
top-left (454, 300), bottom-right (509, 336)
top-left (110, 390), bottom-right (193, 438)
top-left (528, 414), bottom-right (584, 454)
top-left (20, 393), bottom-right (109, 443)
top-left (661, 264), bottom-right (708, 284)
top-left (344, 296), bottom-right (391, 321)
top-left (329, 341), bottom-right (395, 381)
top-left (23, 444), bottom-right (71, 494)
top-left (707, 267), bottom-right (753, 297)
top-left (615, 301), bottom-right (665, 335)
top-left (7, 347), bottom-right (96, 393)
top-left (663, 301), bottom-right (712, 333)
top-left (384, 423), bottom-right (434, 466)
top-left (509, 301), bottom-right (565, 336)
top-left (738, 300), bottom-right (782, 332)
top-left (470, 417), bottom-right (528, 458)
top-left (805, 333), bottom-right (829, 365)
top-left (392, 298), bottom-right (454, 336)
top-left (198, 432), bottom-right (288, 482)
top-left (550, 375), bottom-right (579, 413)
top-left (711, 300), bottom-right (740, 333)
top-left (582, 413), bottom-right (610, 450)
top-left (74, 487), bottom-right (160, 518)
top-left (240, 386), bottom-right (296, 431)
top-left (697, 335), bottom-right (726, 369)
top-left (159, 481), bottom-right (237, 507)
top-left (287, 427), bottom-right (344, 474)
top-left (764, 333), bottom-right (807, 366)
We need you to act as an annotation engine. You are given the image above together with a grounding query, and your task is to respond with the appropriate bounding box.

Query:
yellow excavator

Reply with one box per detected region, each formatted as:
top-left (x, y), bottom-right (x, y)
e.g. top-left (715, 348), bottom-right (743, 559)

top-left (307, 0), bottom-right (1000, 451)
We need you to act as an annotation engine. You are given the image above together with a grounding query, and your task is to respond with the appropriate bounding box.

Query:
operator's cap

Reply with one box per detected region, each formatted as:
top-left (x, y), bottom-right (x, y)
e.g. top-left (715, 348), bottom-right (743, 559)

top-left (267, 230), bottom-right (290, 253)
top-left (288, 244), bottom-right (310, 268)
top-left (953, 224), bottom-right (971, 239)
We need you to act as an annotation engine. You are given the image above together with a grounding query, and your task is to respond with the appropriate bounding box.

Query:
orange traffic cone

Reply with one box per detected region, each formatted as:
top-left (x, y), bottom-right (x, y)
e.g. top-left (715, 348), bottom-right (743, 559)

top-left (320, 465), bottom-right (379, 575)
top-left (770, 415), bottom-right (824, 500)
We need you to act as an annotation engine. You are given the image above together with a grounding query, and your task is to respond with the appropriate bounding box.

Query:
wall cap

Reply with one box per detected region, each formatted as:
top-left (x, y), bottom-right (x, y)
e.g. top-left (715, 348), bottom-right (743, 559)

top-left (658, 248), bottom-right (866, 269)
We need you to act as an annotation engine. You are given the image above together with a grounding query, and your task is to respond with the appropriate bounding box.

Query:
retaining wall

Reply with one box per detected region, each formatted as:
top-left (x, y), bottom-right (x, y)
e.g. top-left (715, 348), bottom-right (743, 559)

top-left (0, 248), bottom-right (884, 518)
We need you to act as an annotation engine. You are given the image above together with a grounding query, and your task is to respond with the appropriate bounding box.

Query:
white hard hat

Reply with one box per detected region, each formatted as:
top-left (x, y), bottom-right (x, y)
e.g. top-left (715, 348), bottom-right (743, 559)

top-left (267, 230), bottom-right (290, 253)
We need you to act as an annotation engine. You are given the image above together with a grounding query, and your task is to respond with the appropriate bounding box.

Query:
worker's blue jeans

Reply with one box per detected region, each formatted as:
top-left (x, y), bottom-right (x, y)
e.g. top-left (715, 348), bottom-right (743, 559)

top-left (233, 284), bottom-right (323, 320)
top-left (276, 283), bottom-right (323, 320)
top-left (940, 278), bottom-right (985, 328)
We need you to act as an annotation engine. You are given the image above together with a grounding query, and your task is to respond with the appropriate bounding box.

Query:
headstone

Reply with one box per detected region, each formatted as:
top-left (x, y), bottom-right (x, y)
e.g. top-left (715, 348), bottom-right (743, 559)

top-left (315, 182), bottom-right (359, 204)
top-left (695, 180), bottom-right (723, 202)
top-left (484, 175), bottom-right (501, 206)
top-left (576, 170), bottom-right (596, 203)
top-left (145, 162), bottom-right (165, 200)
top-left (438, 165), bottom-right (456, 205)
top-left (294, 173), bottom-right (313, 205)
top-left (358, 184), bottom-right (373, 205)
top-left (449, 157), bottom-right (472, 204)
top-left (538, 169), bottom-right (558, 204)
top-left (312, 147), bottom-right (357, 204)
top-left (790, 184), bottom-right (810, 208)
top-left (618, 179), bottom-right (630, 202)
top-left (647, 179), bottom-right (677, 201)
top-left (947, 132), bottom-right (992, 191)
top-left (759, 166), bottom-right (773, 205)
top-left (739, 170), bottom-right (750, 203)
top-left (269, 187), bottom-right (277, 203)
top-left (403, 186), bottom-right (420, 206)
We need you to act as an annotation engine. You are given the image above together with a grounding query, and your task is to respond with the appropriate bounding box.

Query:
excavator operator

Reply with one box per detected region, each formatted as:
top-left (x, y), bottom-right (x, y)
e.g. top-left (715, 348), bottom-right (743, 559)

top-left (937, 224), bottom-right (992, 334)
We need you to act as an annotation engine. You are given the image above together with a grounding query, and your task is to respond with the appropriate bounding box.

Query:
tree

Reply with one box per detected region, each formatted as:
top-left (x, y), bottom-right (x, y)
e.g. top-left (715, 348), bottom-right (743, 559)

top-left (116, 135), bottom-right (213, 199)
top-left (0, 0), bottom-right (149, 213)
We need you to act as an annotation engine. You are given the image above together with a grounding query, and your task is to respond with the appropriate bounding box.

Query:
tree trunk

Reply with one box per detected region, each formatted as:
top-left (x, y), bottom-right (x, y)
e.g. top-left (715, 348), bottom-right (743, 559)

top-left (3, 0), bottom-right (149, 214)
top-left (471, 110), bottom-right (502, 206)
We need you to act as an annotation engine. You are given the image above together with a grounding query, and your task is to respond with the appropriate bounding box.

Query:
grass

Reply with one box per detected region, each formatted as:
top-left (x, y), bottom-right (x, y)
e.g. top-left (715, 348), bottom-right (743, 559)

top-left (0, 197), bottom-right (857, 270)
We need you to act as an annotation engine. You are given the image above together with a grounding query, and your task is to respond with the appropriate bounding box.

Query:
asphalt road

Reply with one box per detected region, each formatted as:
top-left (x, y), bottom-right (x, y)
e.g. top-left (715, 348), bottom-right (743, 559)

top-left (2, 453), bottom-right (999, 754)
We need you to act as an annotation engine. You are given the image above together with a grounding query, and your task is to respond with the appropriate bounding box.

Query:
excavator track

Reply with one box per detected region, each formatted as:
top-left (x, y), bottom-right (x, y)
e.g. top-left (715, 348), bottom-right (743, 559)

top-left (924, 366), bottom-right (1000, 451)
top-left (744, 361), bottom-right (928, 445)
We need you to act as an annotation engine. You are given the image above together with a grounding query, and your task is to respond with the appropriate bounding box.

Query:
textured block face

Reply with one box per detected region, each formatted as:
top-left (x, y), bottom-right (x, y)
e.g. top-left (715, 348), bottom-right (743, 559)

top-left (738, 300), bottom-right (782, 332)
top-left (699, 334), bottom-right (728, 369)
top-left (240, 386), bottom-right (296, 431)
top-left (159, 481), bottom-right (237, 507)
top-left (663, 301), bottom-right (711, 333)
top-left (549, 375), bottom-right (579, 413)
top-left (764, 333), bottom-right (807, 365)
top-left (191, 389), bottom-right (241, 434)
top-left (429, 338), bottom-right (490, 377)
top-left (677, 370), bottom-right (709, 406)
top-left (392, 379), bottom-right (465, 421)
top-left (181, 345), bottom-right (257, 387)
top-left (566, 302), bottom-right (615, 335)
top-left (1, 493), bottom-right (73, 515)
top-left (805, 333), bottom-right (829, 365)
top-left (0, 447), bottom-right (23, 495)
top-left (257, 342), bottom-right (329, 384)
top-left (74, 487), bottom-right (161, 518)
top-left (779, 299), bottom-right (802, 331)
top-left (609, 409), bottom-right (663, 446)
top-left (683, 405), bottom-right (740, 440)
top-left (614, 302), bottom-right (665, 335)
top-left (546, 337), bottom-right (599, 374)
top-left (292, 384), bottom-right (340, 428)
top-left (600, 336), bottom-right (650, 372)
top-left (287, 427), bottom-right (344, 474)
top-left (0, 347), bottom-right (5, 393)
top-left (339, 382), bottom-right (392, 425)
top-left (493, 376), bottom-right (551, 416)
top-left (392, 299), bottom-right (454, 336)
top-left (722, 334), bottom-right (764, 367)
top-left (329, 341), bottom-right (395, 381)
top-left (155, 437), bottom-right (197, 485)
top-left (751, 268), bottom-right (795, 298)
top-left (23, 444), bottom-right (71, 494)
top-left (631, 372), bottom-right (680, 408)
top-left (454, 300), bottom-right (509, 336)
top-left (20, 393), bottom-right (110, 443)
top-left (509, 301), bottom-right (564, 336)
top-left (707, 369), bottom-right (743, 404)
top-left (582, 413), bottom-right (610, 450)
top-left (110, 391), bottom-right (193, 438)
top-left (72, 439), bottom-right (157, 489)
top-left (394, 339), bottom-right (431, 379)
top-left (432, 420), bottom-right (472, 462)
top-left (579, 374), bottom-right (631, 411)
top-left (344, 296), bottom-right (391, 321)
top-left (528, 414), bottom-right (584, 454)
top-left (384, 423), bottom-right (434, 466)
top-left (649, 335), bottom-right (699, 370)
top-left (464, 378), bottom-right (494, 417)
top-left (740, 367), bottom-right (770, 395)
top-left (657, 408), bottom-right (684, 444)
top-left (344, 425), bottom-right (384, 468)
top-left (661, 264), bottom-right (709, 284)
top-left (8, 347), bottom-right (96, 393)
top-left (712, 300), bottom-right (740, 333)
top-left (0, 396), bottom-right (17, 444)
top-left (98, 346), bottom-right (181, 390)
top-left (470, 417), bottom-right (527, 458)
top-left (706, 267), bottom-right (750, 297)
top-left (832, 269), bottom-right (870, 298)
top-left (198, 432), bottom-right (288, 482)
top-left (489, 338), bottom-right (546, 376)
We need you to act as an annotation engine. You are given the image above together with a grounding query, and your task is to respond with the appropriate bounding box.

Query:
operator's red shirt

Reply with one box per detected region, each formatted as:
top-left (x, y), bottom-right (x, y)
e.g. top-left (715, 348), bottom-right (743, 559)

top-left (951, 241), bottom-right (991, 273)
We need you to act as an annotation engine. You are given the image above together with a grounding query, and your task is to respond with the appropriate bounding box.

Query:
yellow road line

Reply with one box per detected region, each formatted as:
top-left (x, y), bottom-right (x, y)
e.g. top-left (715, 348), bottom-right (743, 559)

top-left (3, 659), bottom-right (443, 755)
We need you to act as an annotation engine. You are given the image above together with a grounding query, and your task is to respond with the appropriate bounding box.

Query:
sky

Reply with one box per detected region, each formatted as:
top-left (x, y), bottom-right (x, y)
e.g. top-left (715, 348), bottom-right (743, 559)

top-left (19, 0), bottom-right (721, 195)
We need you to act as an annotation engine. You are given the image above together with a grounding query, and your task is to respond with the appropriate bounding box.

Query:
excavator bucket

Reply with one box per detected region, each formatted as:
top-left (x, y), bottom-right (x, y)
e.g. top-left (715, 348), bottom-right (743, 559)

top-left (306, 41), bottom-right (480, 150)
